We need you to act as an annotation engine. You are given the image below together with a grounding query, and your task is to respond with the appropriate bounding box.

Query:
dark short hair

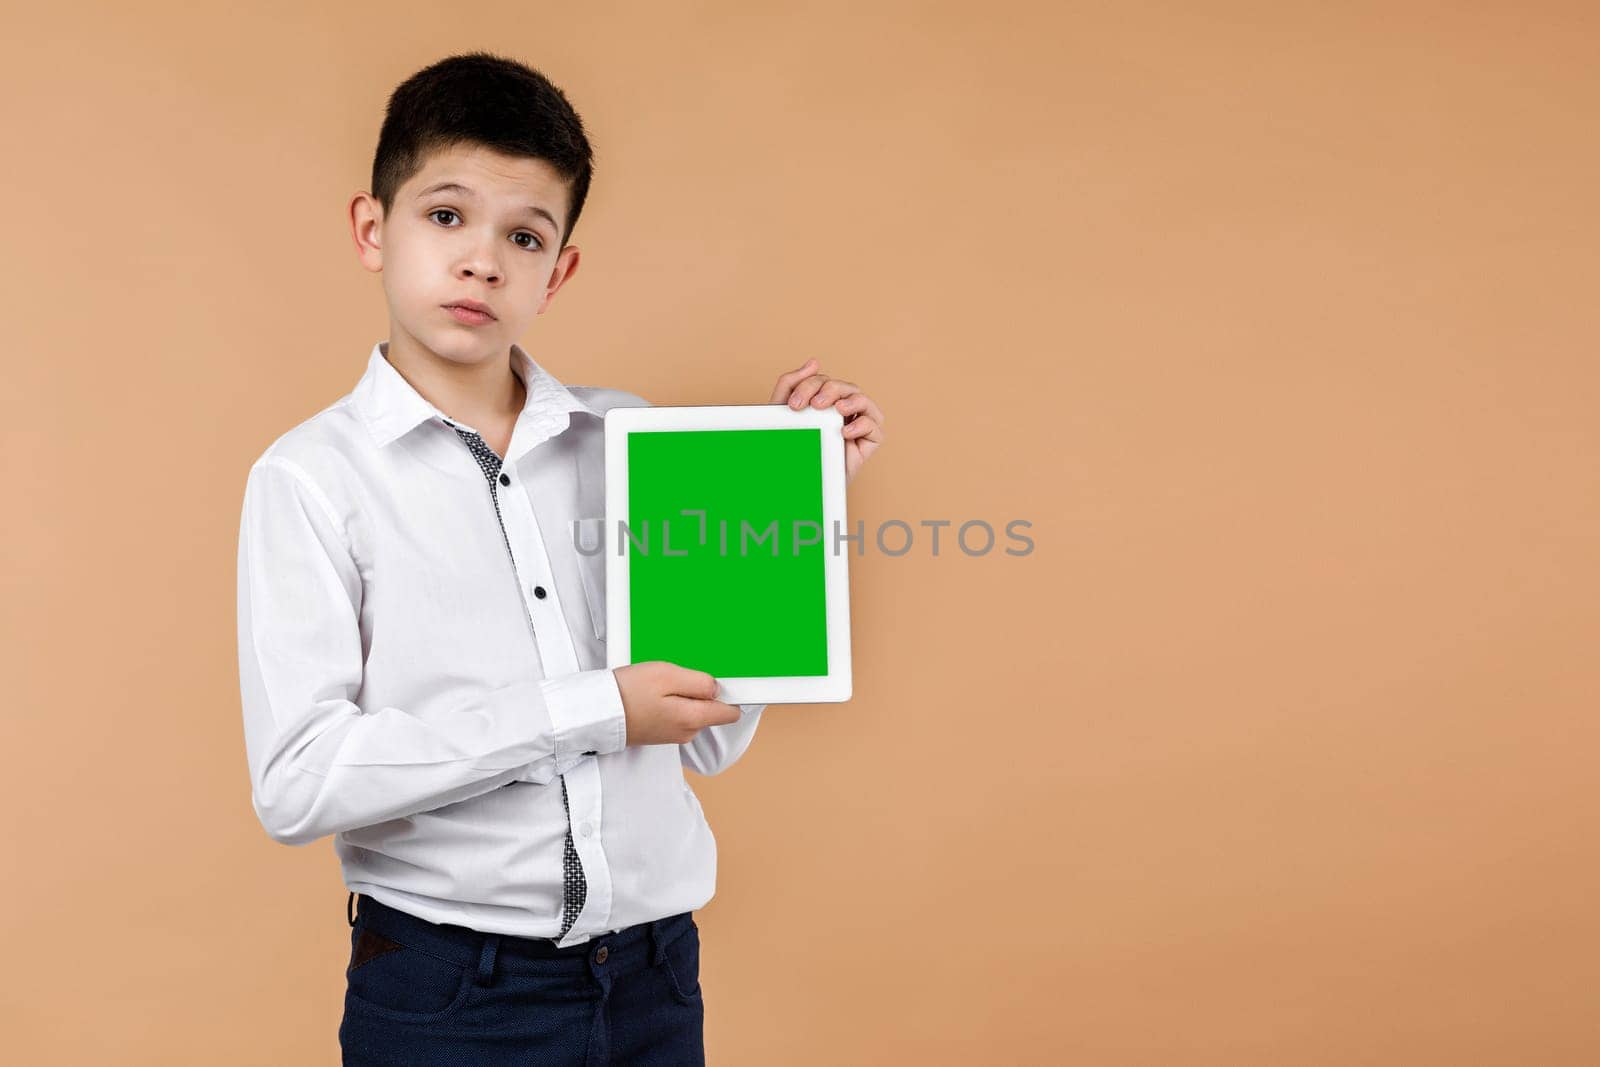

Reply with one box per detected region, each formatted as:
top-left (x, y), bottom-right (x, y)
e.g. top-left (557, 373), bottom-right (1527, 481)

top-left (370, 52), bottom-right (595, 248)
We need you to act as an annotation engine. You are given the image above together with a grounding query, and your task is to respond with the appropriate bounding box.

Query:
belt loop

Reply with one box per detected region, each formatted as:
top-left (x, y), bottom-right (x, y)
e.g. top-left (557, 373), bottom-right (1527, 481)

top-left (347, 891), bottom-right (358, 928)
top-left (476, 933), bottom-right (501, 987)
top-left (647, 917), bottom-right (668, 965)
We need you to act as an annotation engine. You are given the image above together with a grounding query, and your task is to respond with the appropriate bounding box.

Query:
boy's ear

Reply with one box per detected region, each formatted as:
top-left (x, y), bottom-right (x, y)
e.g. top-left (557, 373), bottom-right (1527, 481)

top-left (536, 244), bottom-right (581, 315)
top-left (349, 191), bottom-right (384, 273)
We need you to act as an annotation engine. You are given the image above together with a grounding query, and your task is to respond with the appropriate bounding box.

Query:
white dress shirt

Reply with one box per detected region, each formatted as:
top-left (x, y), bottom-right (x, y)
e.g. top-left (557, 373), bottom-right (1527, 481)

top-left (236, 340), bottom-right (765, 946)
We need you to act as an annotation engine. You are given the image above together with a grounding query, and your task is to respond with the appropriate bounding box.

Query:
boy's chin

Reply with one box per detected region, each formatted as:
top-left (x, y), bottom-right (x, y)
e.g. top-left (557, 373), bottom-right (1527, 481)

top-left (411, 321), bottom-right (505, 358)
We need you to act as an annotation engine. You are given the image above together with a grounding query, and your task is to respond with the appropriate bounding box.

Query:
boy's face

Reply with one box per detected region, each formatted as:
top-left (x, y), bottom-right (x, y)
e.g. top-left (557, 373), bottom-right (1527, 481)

top-left (350, 142), bottom-right (581, 368)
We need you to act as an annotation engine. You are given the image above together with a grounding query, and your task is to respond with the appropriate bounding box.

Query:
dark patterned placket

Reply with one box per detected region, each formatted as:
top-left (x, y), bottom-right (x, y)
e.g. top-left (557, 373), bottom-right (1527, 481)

top-left (445, 419), bottom-right (588, 940)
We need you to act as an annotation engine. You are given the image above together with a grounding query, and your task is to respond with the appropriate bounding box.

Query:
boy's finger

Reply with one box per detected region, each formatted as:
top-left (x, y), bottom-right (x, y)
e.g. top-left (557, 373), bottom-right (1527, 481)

top-left (663, 695), bottom-right (712, 723)
top-left (787, 373), bottom-right (830, 409)
top-left (840, 391), bottom-right (883, 426)
top-left (664, 667), bottom-right (718, 700)
top-left (837, 394), bottom-right (872, 418)
top-left (769, 358), bottom-right (819, 403)
top-left (699, 700), bottom-right (741, 725)
top-left (663, 696), bottom-right (740, 727)
top-left (784, 373), bottom-right (826, 408)
top-left (842, 415), bottom-right (880, 440)
top-left (809, 379), bottom-right (859, 408)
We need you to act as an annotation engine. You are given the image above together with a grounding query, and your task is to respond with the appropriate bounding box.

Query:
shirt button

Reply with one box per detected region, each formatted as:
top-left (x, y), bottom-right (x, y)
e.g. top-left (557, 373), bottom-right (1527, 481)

top-left (499, 472), bottom-right (510, 486)
top-left (595, 945), bottom-right (609, 964)
top-left (579, 822), bottom-right (592, 838)
top-left (533, 585), bottom-right (547, 599)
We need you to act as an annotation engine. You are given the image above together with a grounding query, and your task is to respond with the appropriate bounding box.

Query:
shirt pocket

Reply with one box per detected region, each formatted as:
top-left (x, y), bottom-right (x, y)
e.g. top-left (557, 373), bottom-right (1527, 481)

top-left (573, 516), bottom-right (607, 641)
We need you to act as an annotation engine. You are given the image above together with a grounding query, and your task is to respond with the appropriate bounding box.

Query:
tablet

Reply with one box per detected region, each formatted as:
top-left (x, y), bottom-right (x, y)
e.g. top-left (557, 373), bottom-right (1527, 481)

top-left (603, 404), bottom-right (853, 704)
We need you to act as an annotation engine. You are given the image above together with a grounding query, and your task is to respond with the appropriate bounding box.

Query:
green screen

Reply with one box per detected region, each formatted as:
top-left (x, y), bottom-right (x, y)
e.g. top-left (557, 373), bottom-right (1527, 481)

top-left (627, 427), bottom-right (828, 677)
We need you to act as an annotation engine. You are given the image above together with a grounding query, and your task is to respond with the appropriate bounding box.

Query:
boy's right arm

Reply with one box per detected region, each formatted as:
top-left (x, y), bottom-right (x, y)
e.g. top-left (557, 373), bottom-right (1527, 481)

top-left (236, 457), bottom-right (627, 847)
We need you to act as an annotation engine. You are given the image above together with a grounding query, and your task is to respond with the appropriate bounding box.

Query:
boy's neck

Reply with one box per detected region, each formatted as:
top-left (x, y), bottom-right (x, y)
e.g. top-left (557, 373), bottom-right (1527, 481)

top-left (383, 330), bottom-right (527, 443)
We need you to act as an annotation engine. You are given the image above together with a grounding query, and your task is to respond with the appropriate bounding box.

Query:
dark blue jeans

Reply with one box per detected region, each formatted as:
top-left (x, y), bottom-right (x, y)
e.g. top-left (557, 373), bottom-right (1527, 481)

top-left (339, 892), bottom-right (705, 1065)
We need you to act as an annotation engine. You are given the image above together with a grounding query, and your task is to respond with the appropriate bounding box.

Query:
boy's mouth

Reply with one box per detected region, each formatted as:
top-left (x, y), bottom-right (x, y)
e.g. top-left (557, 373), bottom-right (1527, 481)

top-left (443, 301), bottom-right (497, 325)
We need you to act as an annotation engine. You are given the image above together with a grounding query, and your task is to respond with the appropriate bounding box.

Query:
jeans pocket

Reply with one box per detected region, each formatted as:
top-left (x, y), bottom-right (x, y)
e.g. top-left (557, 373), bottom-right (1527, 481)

top-left (344, 921), bottom-right (475, 1022)
top-left (660, 920), bottom-right (703, 1005)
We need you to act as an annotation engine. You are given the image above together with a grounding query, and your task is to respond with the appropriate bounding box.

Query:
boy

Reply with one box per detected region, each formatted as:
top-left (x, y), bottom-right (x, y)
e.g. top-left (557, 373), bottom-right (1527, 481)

top-left (235, 52), bottom-right (884, 1065)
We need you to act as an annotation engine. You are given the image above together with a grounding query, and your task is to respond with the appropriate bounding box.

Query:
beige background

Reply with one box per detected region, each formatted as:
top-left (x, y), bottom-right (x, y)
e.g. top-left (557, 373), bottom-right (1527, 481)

top-left (3, 2), bottom-right (1597, 1063)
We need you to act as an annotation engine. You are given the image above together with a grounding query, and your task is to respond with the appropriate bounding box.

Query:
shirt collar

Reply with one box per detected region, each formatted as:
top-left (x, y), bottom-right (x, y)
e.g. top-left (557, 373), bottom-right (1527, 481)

top-left (352, 339), bottom-right (600, 448)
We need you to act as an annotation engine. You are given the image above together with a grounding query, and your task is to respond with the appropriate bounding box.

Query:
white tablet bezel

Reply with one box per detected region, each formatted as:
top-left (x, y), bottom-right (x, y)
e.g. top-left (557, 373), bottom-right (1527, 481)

top-left (603, 403), bottom-right (853, 704)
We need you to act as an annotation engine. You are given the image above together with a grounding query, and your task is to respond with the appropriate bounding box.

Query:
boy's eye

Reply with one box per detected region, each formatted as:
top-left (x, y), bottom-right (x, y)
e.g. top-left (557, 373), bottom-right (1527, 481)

top-left (428, 209), bottom-right (542, 251)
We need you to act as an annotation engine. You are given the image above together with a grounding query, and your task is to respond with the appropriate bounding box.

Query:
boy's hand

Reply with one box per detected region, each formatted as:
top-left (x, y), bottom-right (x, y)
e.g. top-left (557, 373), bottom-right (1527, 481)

top-left (612, 662), bottom-right (741, 746)
top-left (769, 358), bottom-right (885, 484)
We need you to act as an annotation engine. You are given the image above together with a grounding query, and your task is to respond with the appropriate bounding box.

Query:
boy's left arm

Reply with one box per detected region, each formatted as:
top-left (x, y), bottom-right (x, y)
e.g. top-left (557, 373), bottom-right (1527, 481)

top-left (679, 359), bottom-right (886, 776)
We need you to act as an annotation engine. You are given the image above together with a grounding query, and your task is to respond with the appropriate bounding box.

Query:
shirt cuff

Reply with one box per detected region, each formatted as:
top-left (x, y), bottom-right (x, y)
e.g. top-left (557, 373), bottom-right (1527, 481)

top-left (540, 668), bottom-right (628, 758)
